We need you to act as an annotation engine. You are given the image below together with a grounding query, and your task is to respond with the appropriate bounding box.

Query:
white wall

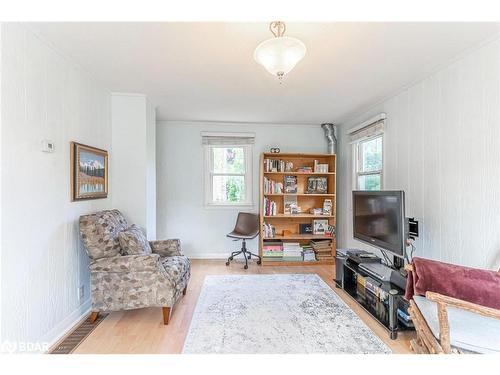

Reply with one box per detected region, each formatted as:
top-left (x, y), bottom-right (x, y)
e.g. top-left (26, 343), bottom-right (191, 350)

top-left (157, 121), bottom-right (327, 258)
top-left (111, 94), bottom-right (156, 238)
top-left (337, 36), bottom-right (500, 271)
top-left (0, 23), bottom-right (112, 348)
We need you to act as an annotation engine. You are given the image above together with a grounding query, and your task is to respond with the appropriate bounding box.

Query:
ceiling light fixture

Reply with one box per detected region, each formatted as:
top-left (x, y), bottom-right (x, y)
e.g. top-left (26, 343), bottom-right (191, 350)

top-left (254, 21), bottom-right (306, 82)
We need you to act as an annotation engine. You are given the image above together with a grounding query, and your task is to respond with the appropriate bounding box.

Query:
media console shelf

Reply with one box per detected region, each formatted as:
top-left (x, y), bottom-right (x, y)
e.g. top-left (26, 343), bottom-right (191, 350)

top-left (336, 255), bottom-right (413, 340)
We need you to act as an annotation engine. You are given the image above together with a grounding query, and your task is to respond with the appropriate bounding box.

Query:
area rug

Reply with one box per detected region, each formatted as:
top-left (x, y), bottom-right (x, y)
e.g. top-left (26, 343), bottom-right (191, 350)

top-left (182, 274), bottom-right (391, 354)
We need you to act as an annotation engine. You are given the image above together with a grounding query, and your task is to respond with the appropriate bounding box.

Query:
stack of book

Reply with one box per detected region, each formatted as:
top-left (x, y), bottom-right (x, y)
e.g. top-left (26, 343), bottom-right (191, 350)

top-left (263, 177), bottom-right (283, 194)
top-left (301, 244), bottom-right (316, 262)
top-left (262, 241), bottom-right (283, 262)
top-left (311, 239), bottom-right (334, 261)
top-left (263, 197), bottom-right (277, 216)
top-left (283, 242), bottom-right (303, 261)
top-left (264, 159), bottom-right (286, 172)
top-left (296, 166), bottom-right (313, 173)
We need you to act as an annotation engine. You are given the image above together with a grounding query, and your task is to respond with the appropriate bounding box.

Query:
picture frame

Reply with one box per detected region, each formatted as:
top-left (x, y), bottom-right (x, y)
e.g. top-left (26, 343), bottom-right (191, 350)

top-left (306, 177), bottom-right (328, 194)
top-left (70, 142), bottom-right (108, 201)
top-left (313, 219), bottom-right (329, 235)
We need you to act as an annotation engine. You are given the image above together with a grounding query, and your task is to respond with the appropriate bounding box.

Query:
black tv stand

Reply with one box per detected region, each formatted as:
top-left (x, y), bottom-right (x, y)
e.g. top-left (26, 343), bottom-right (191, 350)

top-left (336, 253), bottom-right (413, 340)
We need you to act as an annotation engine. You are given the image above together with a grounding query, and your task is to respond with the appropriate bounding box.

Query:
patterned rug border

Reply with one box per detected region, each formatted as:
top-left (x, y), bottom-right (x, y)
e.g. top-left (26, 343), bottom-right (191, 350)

top-left (182, 273), bottom-right (392, 354)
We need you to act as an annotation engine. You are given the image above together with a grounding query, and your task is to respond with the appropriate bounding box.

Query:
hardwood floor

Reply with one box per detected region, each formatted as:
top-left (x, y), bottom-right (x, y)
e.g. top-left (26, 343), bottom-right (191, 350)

top-left (74, 259), bottom-right (414, 354)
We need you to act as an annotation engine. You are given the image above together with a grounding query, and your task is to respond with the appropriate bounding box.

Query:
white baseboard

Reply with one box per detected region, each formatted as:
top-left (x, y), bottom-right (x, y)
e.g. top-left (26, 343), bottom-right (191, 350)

top-left (185, 252), bottom-right (230, 259)
top-left (42, 299), bottom-right (92, 353)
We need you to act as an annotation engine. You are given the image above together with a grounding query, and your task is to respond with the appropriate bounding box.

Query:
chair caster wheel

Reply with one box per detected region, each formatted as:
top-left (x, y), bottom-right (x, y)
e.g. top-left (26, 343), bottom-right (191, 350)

top-left (229, 257), bottom-right (233, 260)
top-left (225, 261), bottom-right (230, 266)
top-left (244, 265), bottom-right (248, 269)
top-left (257, 260), bottom-right (262, 265)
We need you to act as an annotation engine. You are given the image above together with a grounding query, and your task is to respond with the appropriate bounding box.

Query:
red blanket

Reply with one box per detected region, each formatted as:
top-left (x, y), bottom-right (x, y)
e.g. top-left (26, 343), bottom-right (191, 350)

top-left (405, 257), bottom-right (500, 309)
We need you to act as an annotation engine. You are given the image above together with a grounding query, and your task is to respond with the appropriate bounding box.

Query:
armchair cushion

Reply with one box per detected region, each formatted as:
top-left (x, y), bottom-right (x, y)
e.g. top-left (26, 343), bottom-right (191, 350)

top-left (118, 225), bottom-right (152, 255)
top-left (150, 239), bottom-right (182, 257)
top-left (161, 255), bottom-right (190, 284)
top-left (90, 253), bottom-right (160, 273)
top-left (80, 209), bottom-right (128, 260)
top-left (414, 295), bottom-right (500, 354)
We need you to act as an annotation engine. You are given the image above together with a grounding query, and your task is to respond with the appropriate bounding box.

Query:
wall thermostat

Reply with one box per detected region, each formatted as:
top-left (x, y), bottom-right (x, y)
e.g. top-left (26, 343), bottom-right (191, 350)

top-left (41, 139), bottom-right (55, 153)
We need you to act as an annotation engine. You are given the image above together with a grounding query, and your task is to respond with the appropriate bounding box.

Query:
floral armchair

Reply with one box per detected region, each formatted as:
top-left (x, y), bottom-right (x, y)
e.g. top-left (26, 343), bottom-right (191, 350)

top-left (79, 209), bottom-right (190, 325)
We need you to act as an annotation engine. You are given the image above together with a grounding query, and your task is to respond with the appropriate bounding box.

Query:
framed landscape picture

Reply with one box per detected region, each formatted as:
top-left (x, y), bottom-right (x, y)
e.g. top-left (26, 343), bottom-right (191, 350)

top-left (71, 142), bottom-right (108, 201)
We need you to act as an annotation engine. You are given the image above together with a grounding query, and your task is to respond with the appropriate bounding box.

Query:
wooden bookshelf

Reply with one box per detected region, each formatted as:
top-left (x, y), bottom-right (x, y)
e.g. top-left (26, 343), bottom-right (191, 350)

top-left (259, 152), bottom-right (336, 266)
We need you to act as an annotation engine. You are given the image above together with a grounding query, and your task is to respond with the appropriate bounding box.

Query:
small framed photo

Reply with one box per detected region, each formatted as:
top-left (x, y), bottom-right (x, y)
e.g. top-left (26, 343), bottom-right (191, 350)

top-left (313, 219), bottom-right (329, 235)
top-left (71, 142), bottom-right (108, 201)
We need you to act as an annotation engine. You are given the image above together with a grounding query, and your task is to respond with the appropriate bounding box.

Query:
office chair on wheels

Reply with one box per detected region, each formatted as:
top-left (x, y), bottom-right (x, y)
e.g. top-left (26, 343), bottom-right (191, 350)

top-left (225, 212), bottom-right (261, 269)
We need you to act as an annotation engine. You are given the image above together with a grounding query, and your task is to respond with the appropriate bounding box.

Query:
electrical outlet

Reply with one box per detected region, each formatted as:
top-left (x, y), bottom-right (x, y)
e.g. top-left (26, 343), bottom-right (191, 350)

top-left (78, 285), bottom-right (85, 302)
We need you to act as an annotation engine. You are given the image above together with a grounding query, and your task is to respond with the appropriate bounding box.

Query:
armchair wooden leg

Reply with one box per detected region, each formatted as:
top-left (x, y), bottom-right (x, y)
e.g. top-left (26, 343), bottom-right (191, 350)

top-left (89, 311), bottom-right (99, 323)
top-left (162, 307), bottom-right (171, 325)
top-left (183, 286), bottom-right (187, 295)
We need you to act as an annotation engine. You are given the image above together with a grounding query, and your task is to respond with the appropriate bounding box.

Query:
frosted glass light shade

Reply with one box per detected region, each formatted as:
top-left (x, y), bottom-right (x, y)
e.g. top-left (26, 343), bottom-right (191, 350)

top-left (254, 36), bottom-right (306, 78)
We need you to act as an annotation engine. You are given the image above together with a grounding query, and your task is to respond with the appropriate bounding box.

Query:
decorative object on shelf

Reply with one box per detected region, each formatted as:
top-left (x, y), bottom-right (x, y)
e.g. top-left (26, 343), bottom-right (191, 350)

top-left (70, 142), bottom-right (108, 201)
top-left (306, 177), bottom-right (328, 194)
top-left (325, 225), bottom-right (335, 237)
top-left (254, 21), bottom-right (307, 82)
top-left (313, 219), bottom-right (329, 235)
top-left (323, 199), bottom-right (333, 215)
top-left (282, 229), bottom-right (293, 236)
top-left (270, 147), bottom-right (280, 153)
top-left (285, 161), bottom-right (294, 172)
top-left (284, 195), bottom-right (299, 214)
top-left (299, 223), bottom-right (313, 234)
top-left (284, 175), bottom-right (298, 193)
top-left (309, 208), bottom-right (323, 215)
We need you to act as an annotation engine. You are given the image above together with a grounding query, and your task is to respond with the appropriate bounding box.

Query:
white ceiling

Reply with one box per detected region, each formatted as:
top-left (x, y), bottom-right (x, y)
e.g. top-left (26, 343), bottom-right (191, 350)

top-left (30, 22), bottom-right (499, 124)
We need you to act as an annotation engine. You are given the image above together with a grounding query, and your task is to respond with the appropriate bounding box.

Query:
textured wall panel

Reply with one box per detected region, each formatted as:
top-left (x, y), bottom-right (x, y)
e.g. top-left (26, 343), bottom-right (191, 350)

top-left (1, 23), bottom-right (112, 347)
top-left (337, 37), bottom-right (500, 271)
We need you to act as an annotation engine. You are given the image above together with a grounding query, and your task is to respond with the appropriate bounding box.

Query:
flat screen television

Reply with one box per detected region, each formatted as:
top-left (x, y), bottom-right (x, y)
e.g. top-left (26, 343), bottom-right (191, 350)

top-left (352, 190), bottom-right (406, 258)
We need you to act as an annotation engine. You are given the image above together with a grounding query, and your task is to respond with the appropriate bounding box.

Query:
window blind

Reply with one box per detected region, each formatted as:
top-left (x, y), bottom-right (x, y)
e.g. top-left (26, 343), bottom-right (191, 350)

top-left (349, 119), bottom-right (384, 143)
top-left (201, 131), bottom-right (255, 145)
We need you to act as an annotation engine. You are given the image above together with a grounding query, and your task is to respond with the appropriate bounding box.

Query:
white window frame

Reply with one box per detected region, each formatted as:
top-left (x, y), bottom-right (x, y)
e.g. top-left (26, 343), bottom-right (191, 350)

top-left (353, 134), bottom-right (384, 191)
top-left (203, 143), bottom-right (253, 209)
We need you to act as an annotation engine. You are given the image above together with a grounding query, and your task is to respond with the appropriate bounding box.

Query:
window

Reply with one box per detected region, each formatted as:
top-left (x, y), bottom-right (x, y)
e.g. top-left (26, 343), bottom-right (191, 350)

top-left (349, 116), bottom-right (384, 191)
top-left (202, 133), bottom-right (254, 208)
top-left (355, 135), bottom-right (383, 190)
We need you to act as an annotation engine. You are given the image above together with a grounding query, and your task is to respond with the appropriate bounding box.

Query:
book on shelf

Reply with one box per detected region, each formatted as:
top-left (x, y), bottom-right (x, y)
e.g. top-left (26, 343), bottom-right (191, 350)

top-left (284, 175), bottom-right (298, 193)
top-left (264, 176), bottom-right (283, 194)
top-left (313, 160), bottom-right (329, 173)
top-left (282, 242), bottom-right (303, 261)
top-left (264, 159), bottom-right (286, 172)
top-left (263, 197), bottom-right (277, 216)
top-left (263, 239), bottom-right (284, 260)
top-left (262, 222), bottom-right (276, 238)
